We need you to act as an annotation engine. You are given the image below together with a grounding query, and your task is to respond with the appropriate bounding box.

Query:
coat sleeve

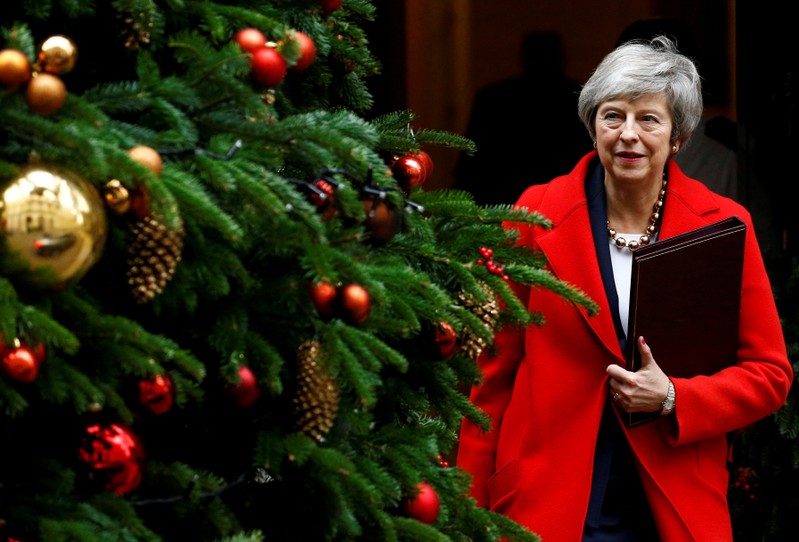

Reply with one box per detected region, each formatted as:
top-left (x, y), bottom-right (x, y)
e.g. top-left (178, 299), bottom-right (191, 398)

top-left (456, 186), bottom-right (547, 507)
top-left (456, 309), bottom-right (526, 507)
top-left (669, 208), bottom-right (793, 444)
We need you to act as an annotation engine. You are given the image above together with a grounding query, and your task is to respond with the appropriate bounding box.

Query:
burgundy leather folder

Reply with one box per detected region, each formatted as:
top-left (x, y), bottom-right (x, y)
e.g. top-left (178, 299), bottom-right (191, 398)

top-left (623, 216), bottom-right (746, 426)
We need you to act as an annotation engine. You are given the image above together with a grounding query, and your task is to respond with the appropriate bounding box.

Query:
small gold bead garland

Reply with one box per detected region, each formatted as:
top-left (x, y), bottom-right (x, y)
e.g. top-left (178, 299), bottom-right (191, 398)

top-left (607, 173), bottom-right (667, 250)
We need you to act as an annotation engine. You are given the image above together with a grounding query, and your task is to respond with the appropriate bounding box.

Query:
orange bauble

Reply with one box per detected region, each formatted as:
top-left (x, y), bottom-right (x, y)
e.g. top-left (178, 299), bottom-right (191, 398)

top-left (128, 145), bottom-right (163, 176)
top-left (0, 49), bottom-right (32, 89)
top-left (25, 72), bottom-right (67, 116)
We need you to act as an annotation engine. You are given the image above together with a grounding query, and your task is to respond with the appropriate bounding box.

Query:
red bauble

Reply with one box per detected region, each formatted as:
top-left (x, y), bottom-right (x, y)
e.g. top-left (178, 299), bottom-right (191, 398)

top-left (362, 197), bottom-right (402, 245)
top-left (310, 178), bottom-right (336, 219)
top-left (291, 31), bottom-right (317, 71)
top-left (434, 321), bottom-right (459, 359)
top-left (415, 150), bottom-right (434, 180)
top-left (235, 28), bottom-right (267, 52)
top-left (338, 284), bottom-right (371, 324)
top-left (138, 374), bottom-right (175, 415)
top-left (391, 154), bottom-right (427, 192)
top-left (78, 423), bottom-right (145, 495)
top-left (226, 365), bottom-right (261, 407)
top-left (404, 481), bottom-right (440, 524)
top-left (308, 280), bottom-right (338, 319)
top-left (129, 187), bottom-right (151, 220)
top-left (321, 0), bottom-right (343, 15)
top-left (250, 46), bottom-right (287, 87)
top-left (1, 346), bottom-right (41, 383)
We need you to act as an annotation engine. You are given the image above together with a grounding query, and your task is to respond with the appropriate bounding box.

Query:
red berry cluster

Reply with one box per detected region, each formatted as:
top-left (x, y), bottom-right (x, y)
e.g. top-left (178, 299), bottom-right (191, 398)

top-left (476, 246), bottom-right (509, 281)
top-left (732, 466), bottom-right (760, 502)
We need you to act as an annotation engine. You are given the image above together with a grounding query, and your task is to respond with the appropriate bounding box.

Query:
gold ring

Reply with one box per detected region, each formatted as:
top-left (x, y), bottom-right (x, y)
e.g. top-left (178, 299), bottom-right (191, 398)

top-left (612, 392), bottom-right (620, 402)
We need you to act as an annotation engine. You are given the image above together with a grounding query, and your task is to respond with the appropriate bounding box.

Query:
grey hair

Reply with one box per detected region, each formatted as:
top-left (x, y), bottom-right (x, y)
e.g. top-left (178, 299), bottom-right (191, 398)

top-left (577, 35), bottom-right (703, 145)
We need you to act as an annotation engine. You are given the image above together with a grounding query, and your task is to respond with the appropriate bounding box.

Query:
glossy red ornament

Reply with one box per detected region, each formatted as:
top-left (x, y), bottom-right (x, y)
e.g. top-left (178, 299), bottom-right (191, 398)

top-left (291, 31), bottom-right (317, 71)
top-left (404, 481), bottom-right (440, 524)
top-left (391, 154), bottom-right (427, 192)
top-left (338, 284), bottom-right (371, 324)
top-left (308, 280), bottom-right (338, 319)
top-left (250, 46), bottom-right (287, 87)
top-left (310, 178), bottom-right (336, 219)
top-left (434, 321), bottom-right (459, 359)
top-left (138, 374), bottom-right (175, 415)
top-left (226, 365), bottom-right (261, 407)
top-left (235, 28), bottom-right (266, 52)
top-left (1, 346), bottom-right (41, 383)
top-left (414, 151), bottom-right (434, 180)
top-left (321, 0), bottom-right (343, 15)
top-left (78, 423), bottom-right (145, 495)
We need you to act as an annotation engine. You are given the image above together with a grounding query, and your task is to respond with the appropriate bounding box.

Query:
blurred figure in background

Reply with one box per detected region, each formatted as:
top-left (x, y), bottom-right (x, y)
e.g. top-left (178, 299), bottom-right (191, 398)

top-left (455, 31), bottom-right (592, 205)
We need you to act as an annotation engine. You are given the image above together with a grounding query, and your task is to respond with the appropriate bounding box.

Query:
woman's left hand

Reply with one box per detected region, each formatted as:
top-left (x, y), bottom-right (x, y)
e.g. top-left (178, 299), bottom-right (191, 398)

top-left (606, 336), bottom-right (671, 413)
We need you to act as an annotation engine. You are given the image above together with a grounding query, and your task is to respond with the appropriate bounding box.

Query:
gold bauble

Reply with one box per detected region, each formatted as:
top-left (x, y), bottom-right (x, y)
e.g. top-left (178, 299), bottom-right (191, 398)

top-left (38, 35), bottom-right (77, 75)
top-left (0, 165), bottom-right (108, 288)
top-left (128, 146), bottom-right (163, 176)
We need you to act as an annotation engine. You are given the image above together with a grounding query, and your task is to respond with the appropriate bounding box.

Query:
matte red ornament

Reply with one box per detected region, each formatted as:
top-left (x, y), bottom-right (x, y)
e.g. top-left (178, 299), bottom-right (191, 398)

top-left (391, 154), bottom-right (427, 192)
top-left (362, 197), bottom-right (401, 245)
top-left (321, 0), bottom-right (343, 15)
top-left (308, 280), bottom-right (338, 319)
top-left (404, 481), bottom-right (440, 524)
top-left (434, 321), bottom-right (459, 359)
top-left (235, 28), bottom-right (267, 52)
top-left (291, 31), bottom-right (317, 71)
top-left (78, 423), bottom-right (145, 495)
top-left (1, 346), bottom-right (41, 383)
top-left (338, 284), bottom-right (371, 324)
top-left (226, 365), bottom-right (261, 407)
top-left (250, 46), bottom-right (287, 87)
top-left (138, 374), bottom-right (175, 415)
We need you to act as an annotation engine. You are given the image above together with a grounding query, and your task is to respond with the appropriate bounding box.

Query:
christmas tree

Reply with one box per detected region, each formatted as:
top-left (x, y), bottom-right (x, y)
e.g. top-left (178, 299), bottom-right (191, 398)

top-left (0, 2), bottom-right (597, 541)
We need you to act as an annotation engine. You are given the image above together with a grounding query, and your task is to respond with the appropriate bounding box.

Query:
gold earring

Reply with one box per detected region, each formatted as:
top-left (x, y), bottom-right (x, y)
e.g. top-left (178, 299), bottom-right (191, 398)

top-left (671, 144), bottom-right (678, 154)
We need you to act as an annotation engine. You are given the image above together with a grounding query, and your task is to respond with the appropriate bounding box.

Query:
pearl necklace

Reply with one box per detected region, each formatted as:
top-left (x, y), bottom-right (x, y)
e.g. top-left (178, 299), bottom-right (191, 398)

top-left (607, 174), bottom-right (667, 250)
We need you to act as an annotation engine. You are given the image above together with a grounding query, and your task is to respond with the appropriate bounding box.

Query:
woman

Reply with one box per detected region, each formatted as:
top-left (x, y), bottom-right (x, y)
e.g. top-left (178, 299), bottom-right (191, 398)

top-left (457, 36), bottom-right (792, 541)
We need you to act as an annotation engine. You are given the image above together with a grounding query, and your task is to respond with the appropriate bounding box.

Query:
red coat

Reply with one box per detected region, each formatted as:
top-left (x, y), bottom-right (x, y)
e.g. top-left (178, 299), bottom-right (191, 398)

top-left (457, 152), bottom-right (793, 542)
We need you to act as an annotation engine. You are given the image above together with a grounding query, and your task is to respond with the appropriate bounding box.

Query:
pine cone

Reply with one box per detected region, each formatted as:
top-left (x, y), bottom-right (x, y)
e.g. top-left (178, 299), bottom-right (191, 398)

top-left (458, 282), bottom-right (500, 360)
top-left (116, 6), bottom-right (154, 49)
top-left (127, 214), bottom-right (184, 304)
top-left (293, 340), bottom-right (339, 442)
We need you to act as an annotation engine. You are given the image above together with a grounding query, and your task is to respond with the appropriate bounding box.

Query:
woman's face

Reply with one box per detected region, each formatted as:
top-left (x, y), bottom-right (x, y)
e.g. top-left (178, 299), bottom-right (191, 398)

top-left (594, 94), bottom-right (674, 188)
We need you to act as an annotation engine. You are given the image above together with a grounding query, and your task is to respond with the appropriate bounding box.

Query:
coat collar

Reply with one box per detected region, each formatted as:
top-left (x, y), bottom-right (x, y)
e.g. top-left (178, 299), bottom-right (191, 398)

top-left (530, 152), bottom-right (722, 362)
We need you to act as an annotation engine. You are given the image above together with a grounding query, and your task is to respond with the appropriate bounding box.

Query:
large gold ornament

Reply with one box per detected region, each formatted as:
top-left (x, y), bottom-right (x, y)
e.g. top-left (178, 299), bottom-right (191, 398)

top-left (0, 165), bottom-right (107, 288)
top-left (38, 35), bottom-right (78, 75)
